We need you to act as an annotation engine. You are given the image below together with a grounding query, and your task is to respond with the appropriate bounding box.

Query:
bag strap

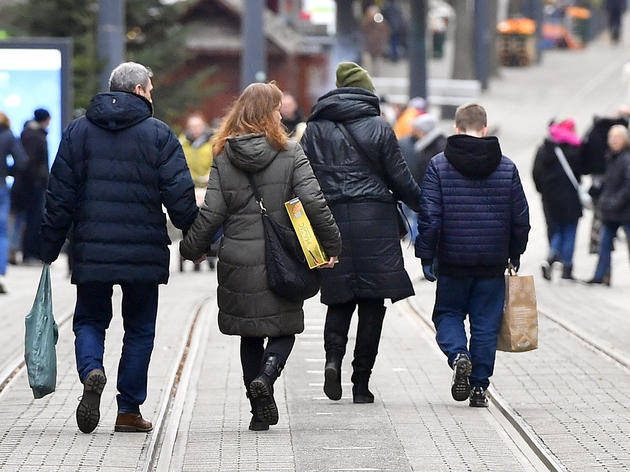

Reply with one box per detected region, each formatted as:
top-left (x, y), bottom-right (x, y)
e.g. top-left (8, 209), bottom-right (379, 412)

top-left (553, 146), bottom-right (581, 193)
top-left (245, 173), bottom-right (266, 214)
top-left (335, 121), bottom-right (411, 237)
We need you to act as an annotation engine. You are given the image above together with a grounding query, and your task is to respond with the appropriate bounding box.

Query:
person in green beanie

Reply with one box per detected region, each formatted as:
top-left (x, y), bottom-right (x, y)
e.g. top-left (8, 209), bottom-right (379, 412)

top-left (300, 62), bottom-right (421, 405)
top-left (335, 62), bottom-right (375, 92)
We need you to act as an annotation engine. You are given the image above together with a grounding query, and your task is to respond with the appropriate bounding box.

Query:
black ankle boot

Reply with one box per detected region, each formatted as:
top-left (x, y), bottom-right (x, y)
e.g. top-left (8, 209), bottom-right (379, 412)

top-left (352, 383), bottom-right (374, 403)
top-left (324, 358), bottom-right (342, 401)
top-left (246, 392), bottom-right (269, 431)
top-left (248, 355), bottom-right (283, 425)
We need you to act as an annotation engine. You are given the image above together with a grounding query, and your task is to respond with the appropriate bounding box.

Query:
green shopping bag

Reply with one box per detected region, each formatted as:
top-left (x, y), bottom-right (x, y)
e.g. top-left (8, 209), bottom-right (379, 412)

top-left (24, 264), bottom-right (58, 399)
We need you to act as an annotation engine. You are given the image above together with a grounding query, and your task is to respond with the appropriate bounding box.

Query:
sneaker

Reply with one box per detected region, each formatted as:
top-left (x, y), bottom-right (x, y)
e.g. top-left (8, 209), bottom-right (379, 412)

top-left (76, 369), bottom-right (107, 433)
top-left (469, 386), bottom-right (488, 407)
top-left (451, 353), bottom-right (472, 401)
top-left (540, 261), bottom-right (552, 281)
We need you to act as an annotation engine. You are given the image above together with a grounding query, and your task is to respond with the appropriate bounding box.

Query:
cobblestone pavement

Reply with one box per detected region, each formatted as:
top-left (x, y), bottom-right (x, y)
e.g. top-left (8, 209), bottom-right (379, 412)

top-left (0, 259), bottom-right (215, 472)
top-left (1, 16), bottom-right (630, 472)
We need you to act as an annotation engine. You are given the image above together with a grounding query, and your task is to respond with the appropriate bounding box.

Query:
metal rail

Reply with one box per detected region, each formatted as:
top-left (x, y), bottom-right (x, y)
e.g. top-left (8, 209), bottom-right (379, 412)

top-left (404, 296), bottom-right (564, 472)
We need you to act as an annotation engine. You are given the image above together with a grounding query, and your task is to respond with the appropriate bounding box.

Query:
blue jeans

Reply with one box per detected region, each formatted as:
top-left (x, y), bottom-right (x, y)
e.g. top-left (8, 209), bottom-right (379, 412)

top-left (432, 275), bottom-right (505, 389)
top-left (0, 186), bottom-right (9, 275)
top-left (549, 222), bottom-right (578, 266)
top-left (74, 282), bottom-right (159, 413)
top-left (594, 222), bottom-right (630, 280)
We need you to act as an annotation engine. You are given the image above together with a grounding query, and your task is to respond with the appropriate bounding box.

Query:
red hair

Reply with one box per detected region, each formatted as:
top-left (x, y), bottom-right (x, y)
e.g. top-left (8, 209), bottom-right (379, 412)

top-left (213, 82), bottom-right (288, 156)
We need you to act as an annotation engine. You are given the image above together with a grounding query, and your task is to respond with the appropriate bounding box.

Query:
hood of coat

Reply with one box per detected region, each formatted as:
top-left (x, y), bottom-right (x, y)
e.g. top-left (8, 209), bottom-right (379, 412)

top-left (444, 134), bottom-right (503, 178)
top-left (224, 134), bottom-right (281, 173)
top-left (308, 87), bottom-right (380, 123)
top-left (86, 92), bottom-right (153, 131)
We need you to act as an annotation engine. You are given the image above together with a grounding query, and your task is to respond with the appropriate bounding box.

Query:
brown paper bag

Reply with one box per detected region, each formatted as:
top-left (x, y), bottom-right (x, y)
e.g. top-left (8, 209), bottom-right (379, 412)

top-left (497, 272), bottom-right (538, 352)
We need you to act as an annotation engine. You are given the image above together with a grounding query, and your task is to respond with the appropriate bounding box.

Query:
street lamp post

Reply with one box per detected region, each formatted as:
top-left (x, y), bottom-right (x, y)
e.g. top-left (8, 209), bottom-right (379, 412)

top-left (408, 0), bottom-right (427, 100)
top-left (474, 0), bottom-right (490, 90)
top-left (97, 0), bottom-right (125, 91)
top-left (241, 0), bottom-right (267, 90)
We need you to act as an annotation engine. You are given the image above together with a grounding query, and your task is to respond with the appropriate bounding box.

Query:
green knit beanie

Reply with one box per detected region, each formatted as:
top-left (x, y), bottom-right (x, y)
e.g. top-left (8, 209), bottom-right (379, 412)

top-left (335, 62), bottom-right (375, 92)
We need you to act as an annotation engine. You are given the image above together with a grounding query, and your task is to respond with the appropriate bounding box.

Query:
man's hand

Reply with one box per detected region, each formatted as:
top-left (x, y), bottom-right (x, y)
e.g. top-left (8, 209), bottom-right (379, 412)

top-left (509, 257), bottom-right (520, 273)
top-left (319, 256), bottom-right (338, 269)
top-left (423, 264), bottom-right (436, 282)
top-left (194, 254), bottom-right (207, 265)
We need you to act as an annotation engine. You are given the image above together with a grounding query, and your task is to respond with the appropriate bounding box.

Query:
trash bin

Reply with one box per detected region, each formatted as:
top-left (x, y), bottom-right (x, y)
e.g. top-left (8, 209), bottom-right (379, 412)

top-left (433, 31), bottom-right (446, 58)
top-left (497, 18), bottom-right (537, 67)
top-left (565, 6), bottom-right (591, 47)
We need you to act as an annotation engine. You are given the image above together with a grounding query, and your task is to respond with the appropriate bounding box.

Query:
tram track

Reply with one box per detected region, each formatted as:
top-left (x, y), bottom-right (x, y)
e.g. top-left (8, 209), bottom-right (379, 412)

top-left (403, 294), bottom-right (564, 472)
top-left (0, 309), bottom-right (75, 398)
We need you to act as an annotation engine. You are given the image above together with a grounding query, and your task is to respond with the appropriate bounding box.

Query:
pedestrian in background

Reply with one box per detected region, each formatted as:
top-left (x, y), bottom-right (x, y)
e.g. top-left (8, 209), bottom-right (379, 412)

top-left (0, 111), bottom-right (28, 293)
top-left (393, 96), bottom-right (426, 138)
top-left (179, 112), bottom-right (214, 187)
top-left (180, 82), bottom-right (341, 431)
top-left (398, 113), bottom-right (446, 241)
top-left (280, 92), bottom-right (306, 140)
top-left (301, 62), bottom-right (421, 404)
top-left (40, 62), bottom-right (198, 434)
top-left (606, 0), bottom-right (626, 43)
top-left (587, 125), bottom-right (630, 286)
top-left (360, 5), bottom-right (390, 75)
top-left (12, 108), bottom-right (50, 265)
top-left (533, 119), bottom-right (583, 281)
top-left (382, 0), bottom-right (407, 61)
top-left (416, 103), bottom-right (530, 407)
top-left (179, 112), bottom-right (216, 271)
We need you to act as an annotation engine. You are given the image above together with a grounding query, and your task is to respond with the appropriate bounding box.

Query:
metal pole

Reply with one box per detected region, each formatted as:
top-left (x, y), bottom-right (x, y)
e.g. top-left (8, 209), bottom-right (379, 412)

top-left (408, 0), bottom-right (427, 99)
top-left (97, 0), bottom-right (125, 92)
top-left (474, 0), bottom-right (490, 90)
top-left (241, 0), bottom-right (267, 90)
top-left (531, 0), bottom-right (543, 63)
top-left (332, 0), bottom-right (360, 68)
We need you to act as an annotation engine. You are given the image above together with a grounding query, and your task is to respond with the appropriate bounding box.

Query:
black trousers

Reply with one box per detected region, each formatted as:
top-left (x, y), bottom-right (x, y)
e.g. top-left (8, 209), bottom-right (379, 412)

top-left (324, 298), bottom-right (386, 385)
top-left (240, 335), bottom-right (295, 387)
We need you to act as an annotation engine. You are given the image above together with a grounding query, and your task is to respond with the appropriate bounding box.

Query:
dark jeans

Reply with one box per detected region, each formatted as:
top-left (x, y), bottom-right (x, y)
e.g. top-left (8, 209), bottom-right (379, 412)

top-left (74, 282), bottom-right (159, 414)
top-left (594, 222), bottom-right (630, 280)
top-left (324, 298), bottom-right (386, 385)
top-left (240, 335), bottom-right (295, 387)
top-left (549, 221), bottom-right (578, 267)
top-left (432, 275), bottom-right (505, 389)
top-left (0, 186), bottom-right (9, 276)
top-left (22, 188), bottom-right (45, 260)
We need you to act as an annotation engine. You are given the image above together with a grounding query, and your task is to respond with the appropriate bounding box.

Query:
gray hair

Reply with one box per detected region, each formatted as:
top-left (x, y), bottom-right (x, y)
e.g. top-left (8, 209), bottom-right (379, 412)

top-left (609, 124), bottom-right (629, 144)
top-left (108, 62), bottom-right (153, 93)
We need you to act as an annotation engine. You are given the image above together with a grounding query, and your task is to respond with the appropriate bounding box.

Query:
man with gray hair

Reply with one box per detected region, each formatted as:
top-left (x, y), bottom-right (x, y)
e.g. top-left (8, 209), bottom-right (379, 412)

top-left (41, 62), bottom-right (198, 433)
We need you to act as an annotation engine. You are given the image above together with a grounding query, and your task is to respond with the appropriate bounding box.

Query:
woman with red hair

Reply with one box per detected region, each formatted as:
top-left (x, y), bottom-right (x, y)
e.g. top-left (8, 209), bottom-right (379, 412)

top-left (180, 82), bottom-right (341, 430)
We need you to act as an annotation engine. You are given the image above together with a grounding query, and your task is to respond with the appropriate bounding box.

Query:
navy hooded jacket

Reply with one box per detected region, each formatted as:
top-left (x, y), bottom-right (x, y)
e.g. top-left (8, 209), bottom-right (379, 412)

top-left (415, 134), bottom-right (530, 277)
top-left (41, 92), bottom-right (198, 284)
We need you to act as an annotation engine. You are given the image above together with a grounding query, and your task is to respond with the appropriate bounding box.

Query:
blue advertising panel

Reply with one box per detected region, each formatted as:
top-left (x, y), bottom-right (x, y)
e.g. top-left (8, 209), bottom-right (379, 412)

top-left (0, 40), bottom-right (72, 170)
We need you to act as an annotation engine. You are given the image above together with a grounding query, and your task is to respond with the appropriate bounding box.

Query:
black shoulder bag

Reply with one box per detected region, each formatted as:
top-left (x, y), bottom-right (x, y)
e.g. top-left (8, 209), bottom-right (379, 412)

top-left (334, 122), bottom-right (410, 238)
top-left (246, 172), bottom-right (321, 302)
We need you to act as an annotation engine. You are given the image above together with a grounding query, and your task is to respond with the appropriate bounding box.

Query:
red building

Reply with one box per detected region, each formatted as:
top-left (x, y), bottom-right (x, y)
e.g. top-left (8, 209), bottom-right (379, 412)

top-left (180, 0), bottom-right (332, 122)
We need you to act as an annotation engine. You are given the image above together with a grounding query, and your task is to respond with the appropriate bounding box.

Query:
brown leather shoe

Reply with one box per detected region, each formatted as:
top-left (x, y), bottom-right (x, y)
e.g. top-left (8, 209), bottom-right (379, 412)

top-left (115, 412), bottom-right (153, 432)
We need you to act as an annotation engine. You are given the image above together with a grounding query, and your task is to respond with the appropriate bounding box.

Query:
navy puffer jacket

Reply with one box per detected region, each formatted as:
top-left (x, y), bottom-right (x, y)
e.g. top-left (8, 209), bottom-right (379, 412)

top-left (415, 135), bottom-right (530, 277)
top-left (41, 92), bottom-right (198, 284)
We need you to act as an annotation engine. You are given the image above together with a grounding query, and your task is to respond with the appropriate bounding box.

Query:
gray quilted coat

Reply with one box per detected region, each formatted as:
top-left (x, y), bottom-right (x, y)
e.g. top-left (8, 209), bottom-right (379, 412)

top-left (180, 134), bottom-right (342, 337)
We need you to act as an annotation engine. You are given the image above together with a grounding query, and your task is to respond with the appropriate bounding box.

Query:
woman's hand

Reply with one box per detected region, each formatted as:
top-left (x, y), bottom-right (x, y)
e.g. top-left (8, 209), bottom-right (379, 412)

top-left (194, 254), bottom-right (207, 265)
top-left (319, 256), bottom-right (338, 269)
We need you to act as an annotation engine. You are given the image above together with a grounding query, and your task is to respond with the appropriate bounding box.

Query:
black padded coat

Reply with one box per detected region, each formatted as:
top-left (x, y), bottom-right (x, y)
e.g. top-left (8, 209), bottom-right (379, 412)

top-left (300, 87), bottom-right (421, 305)
top-left (180, 134), bottom-right (342, 337)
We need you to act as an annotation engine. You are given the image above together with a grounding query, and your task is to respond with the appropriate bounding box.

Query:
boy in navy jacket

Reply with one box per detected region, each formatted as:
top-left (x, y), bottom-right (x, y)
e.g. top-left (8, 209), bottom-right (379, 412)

top-left (416, 103), bottom-right (530, 407)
